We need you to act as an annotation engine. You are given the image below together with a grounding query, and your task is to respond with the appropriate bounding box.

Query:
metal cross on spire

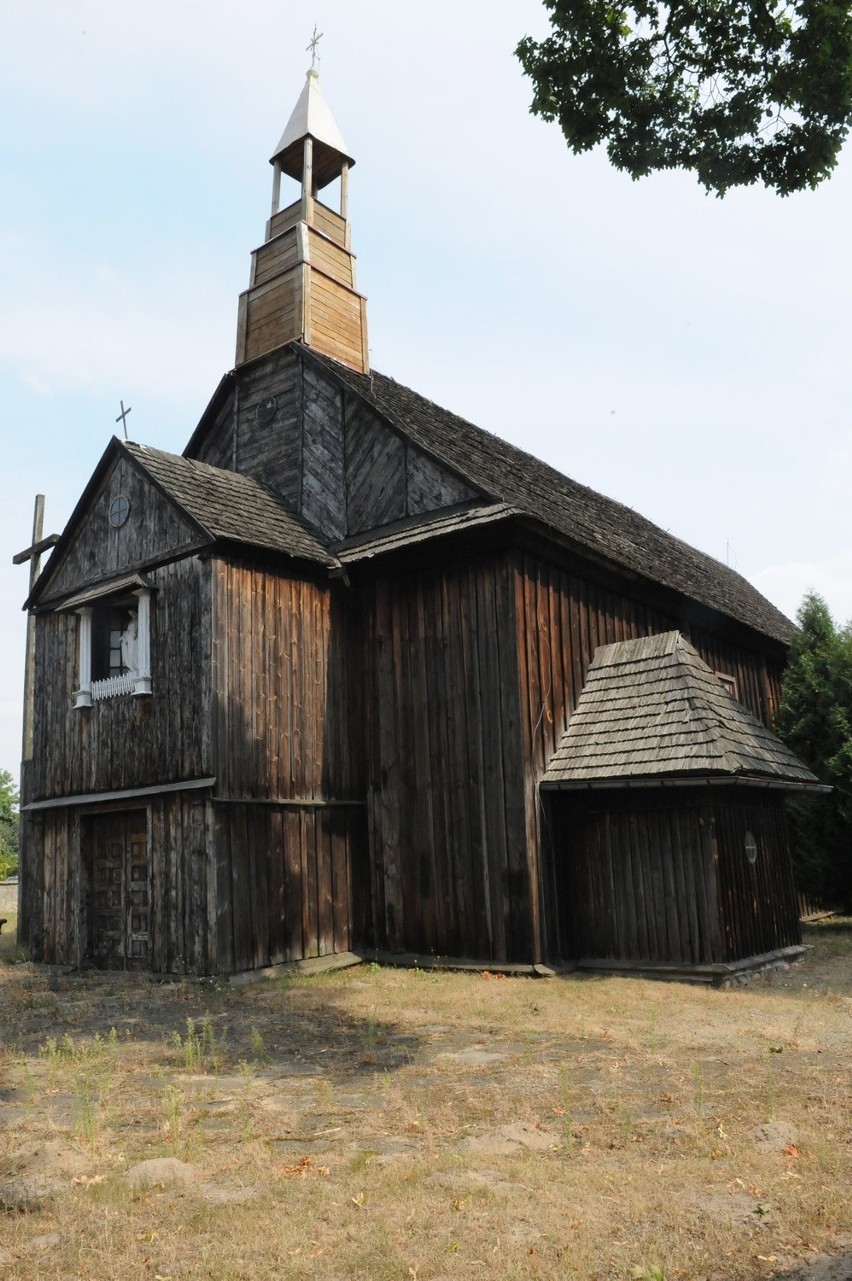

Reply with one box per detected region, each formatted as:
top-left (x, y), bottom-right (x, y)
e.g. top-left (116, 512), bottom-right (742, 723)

top-left (306, 25), bottom-right (323, 70)
top-left (115, 400), bottom-right (132, 440)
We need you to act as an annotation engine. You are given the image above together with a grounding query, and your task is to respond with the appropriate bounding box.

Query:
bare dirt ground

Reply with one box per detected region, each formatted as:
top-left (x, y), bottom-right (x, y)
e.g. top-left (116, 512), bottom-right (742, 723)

top-left (1, 916), bottom-right (850, 1281)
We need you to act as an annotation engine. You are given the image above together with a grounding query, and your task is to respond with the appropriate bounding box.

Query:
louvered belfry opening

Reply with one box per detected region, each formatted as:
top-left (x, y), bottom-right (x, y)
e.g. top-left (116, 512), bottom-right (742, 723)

top-left (235, 69), bottom-right (369, 374)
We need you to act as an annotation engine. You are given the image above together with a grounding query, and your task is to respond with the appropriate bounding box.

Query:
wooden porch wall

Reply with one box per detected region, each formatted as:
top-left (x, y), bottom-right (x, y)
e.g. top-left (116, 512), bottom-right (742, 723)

top-left (210, 558), bottom-right (367, 970)
top-left (513, 554), bottom-right (787, 959)
top-left (549, 794), bottom-right (725, 965)
top-left (31, 556), bottom-right (212, 801)
top-left (547, 790), bottom-right (800, 967)
top-left (712, 794), bottom-right (800, 960)
top-left (368, 556), bottom-right (531, 963)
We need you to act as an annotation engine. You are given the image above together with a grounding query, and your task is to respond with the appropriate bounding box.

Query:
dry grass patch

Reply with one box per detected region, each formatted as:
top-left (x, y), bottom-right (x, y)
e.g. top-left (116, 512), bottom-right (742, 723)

top-left (0, 921), bottom-right (850, 1280)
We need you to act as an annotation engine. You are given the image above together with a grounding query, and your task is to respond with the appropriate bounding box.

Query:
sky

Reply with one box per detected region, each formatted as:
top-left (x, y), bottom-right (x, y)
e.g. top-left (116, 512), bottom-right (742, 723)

top-left (2, 0), bottom-right (851, 785)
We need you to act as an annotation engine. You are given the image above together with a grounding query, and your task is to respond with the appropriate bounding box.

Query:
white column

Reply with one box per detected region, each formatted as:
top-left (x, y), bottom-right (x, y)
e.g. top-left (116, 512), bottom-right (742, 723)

top-left (301, 137), bottom-right (313, 220)
top-left (340, 162), bottom-right (349, 220)
top-left (74, 608), bottom-right (93, 709)
top-left (132, 589), bottom-right (153, 696)
top-left (271, 161), bottom-right (282, 216)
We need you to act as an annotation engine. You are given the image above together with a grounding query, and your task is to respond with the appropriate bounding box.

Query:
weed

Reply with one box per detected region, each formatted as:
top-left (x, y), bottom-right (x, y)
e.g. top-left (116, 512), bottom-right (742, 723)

top-left (164, 1084), bottom-right (183, 1145)
top-left (361, 1008), bottom-right (379, 1053)
top-left (764, 1048), bottom-right (777, 1120)
top-left (239, 1097), bottom-right (255, 1142)
top-left (522, 1026), bottom-right (535, 1066)
top-left (249, 1026), bottom-right (265, 1061)
top-left (73, 1082), bottom-right (97, 1145)
top-left (172, 1015), bottom-right (222, 1073)
top-left (691, 1060), bottom-right (704, 1117)
top-left (648, 1002), bottom-right (660, 1051)
top-left (559, 1065), bottom-right (575, 1148)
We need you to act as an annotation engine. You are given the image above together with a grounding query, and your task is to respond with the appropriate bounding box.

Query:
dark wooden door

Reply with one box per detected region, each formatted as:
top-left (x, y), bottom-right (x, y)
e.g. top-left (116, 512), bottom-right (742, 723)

top-left (90, 811), bottom-right (150, 967)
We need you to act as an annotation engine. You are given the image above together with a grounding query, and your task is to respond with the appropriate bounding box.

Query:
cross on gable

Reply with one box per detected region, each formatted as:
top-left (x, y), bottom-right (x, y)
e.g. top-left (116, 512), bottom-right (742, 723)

top-left (116, 400), bottom-right (132, 439)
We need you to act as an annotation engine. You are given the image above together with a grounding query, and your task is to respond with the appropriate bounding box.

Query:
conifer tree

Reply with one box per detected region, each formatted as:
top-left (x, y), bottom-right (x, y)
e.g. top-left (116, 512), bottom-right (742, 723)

top-left (778, 593), bottom-right (852, 908)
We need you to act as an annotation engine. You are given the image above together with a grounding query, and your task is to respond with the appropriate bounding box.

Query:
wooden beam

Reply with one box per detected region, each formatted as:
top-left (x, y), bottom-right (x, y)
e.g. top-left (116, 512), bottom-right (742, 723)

top-left (23, 777), bottom-right (217, 812)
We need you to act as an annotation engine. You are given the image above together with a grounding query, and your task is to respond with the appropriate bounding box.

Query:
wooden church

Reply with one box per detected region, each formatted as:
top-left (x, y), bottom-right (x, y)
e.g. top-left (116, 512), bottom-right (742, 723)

top-left (18, 68), bottom-right (824, 982)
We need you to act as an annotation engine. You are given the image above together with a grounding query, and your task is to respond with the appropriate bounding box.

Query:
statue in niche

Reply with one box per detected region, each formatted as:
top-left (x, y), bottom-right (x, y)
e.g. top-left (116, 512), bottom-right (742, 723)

top-left (120, 612), bottom-right (139, 675)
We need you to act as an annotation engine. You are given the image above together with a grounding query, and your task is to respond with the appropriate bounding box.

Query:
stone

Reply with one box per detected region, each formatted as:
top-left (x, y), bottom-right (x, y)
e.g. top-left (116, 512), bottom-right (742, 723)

top-left (749, 1120), bottom-right (800, 1151)
top-left (123, 1158), bottom-right (197, 1190)
top-left (458, 1121), bottom-right (557, 1155)
top-left (29, 1233), bottom-right (62, 1252)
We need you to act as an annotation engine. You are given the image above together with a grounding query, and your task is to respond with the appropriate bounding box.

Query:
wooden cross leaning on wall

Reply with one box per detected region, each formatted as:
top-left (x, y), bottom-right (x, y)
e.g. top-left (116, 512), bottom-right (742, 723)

top-left (13, 495), bottom-right (60, 764)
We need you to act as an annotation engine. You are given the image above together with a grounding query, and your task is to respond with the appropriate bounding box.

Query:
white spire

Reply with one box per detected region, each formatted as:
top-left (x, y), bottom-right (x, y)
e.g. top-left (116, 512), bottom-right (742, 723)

top-left (270, 69), bottom-right (354, 188)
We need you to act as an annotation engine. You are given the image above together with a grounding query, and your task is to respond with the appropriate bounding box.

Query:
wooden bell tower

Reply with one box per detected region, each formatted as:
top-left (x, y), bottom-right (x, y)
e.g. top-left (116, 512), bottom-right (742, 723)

top-left (235, 69), bottom-right (369, 374)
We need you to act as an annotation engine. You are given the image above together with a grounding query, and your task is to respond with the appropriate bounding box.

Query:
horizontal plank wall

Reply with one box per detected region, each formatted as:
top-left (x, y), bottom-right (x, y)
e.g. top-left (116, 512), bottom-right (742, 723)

top-left (32, 556), bottom-right (212, 800)
top-left (513, 553), bottom-right (789, 961)
top-left (210, 556), bottom-right (367, 971)
top-left (368, 554), bottom-right (531, 963)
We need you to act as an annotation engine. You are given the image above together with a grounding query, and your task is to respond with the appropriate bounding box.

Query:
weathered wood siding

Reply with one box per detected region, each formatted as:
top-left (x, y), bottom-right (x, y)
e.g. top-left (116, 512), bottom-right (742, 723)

top-left (24, 794), bottom-right (214, 973)
top-left (513, 553), bottom-right (788, 960)
top-left (549, 793), bottom-right (724, 965)
top-left (241, 270), bottom-right (301, 366)
top-left (210, 556), bottom-right (368, 971)
top-left (712, 793), bottom-right (800, 960)
top-left (21, 807), bottom-right (78, 967)
top-left (547, 789), bottom-right (799, 967)
top-left (210, 557), bottom-right (359, 800)
top-left (213, 803), bottom-right (366, 972)
top-left (235, 349), bottom-right (302, 506)
top-left (32, 556), bottom-right (212, 800)
top-left (196, 383), bottom-right (236, 471)
top-left (303, 363), bottom-right (347, 539)
top-left (41, 454), bottom-right (202, 603)
top-left (187, 350), bottom-right (478, 541)
top-left (344, 399), bottom-right (406, 533)
top-left (367, 555), bottom-right (531, 962)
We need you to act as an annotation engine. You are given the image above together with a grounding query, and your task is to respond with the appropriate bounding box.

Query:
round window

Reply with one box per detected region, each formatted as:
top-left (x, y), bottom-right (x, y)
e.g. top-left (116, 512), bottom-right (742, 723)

top-left (109, 495), bottom-right (130, 527)
top-left (744, 831), bottom-right (758, 864)
top-left (256, 395), bottom-right (278, 426)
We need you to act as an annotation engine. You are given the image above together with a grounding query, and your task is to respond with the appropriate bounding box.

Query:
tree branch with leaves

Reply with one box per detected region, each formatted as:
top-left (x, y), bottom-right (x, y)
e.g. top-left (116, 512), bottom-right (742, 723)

top-left (517, 0), bottom-right (852, 195)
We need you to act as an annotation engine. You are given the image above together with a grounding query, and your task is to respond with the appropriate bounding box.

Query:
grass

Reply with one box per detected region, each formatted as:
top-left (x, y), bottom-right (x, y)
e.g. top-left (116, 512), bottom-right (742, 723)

top-left (0, 918), bottom-right (850, 1280)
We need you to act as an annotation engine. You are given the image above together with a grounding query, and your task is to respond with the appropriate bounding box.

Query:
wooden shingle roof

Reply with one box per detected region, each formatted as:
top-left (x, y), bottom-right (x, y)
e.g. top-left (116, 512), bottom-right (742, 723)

top-left (307, 350), bottom-right (793, 645)
top-left (540, 631), bottom-right (823, 790)
top-left (125, 443), bottom-right (336, 567)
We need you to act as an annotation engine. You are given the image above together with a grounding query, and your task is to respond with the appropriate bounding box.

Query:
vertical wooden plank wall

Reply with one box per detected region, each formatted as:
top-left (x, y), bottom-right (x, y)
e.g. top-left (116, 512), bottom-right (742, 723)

top-left (552, 795), bottom-right (725, 966)
top-left (22, 810), bottom-right (78, 965)
top-left (369, 554), bottom-right (530, 963)
top-left (211, 557), bottom-right (367, 973)
top-left (31, 556), bottom-right (212, 800)
top-left (149, 794), bottom-right (215, 974)
top-left (514, 554), bottom-right (789, 961)
top-left (712, 793), bottom-right (800, 960)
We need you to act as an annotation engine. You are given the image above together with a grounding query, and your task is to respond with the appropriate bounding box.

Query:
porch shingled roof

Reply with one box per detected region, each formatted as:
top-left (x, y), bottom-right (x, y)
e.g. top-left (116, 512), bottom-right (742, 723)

top-left (125, 442), bottom-right (336, 567)
top-left (540, 631), bottom-right (822, 790)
